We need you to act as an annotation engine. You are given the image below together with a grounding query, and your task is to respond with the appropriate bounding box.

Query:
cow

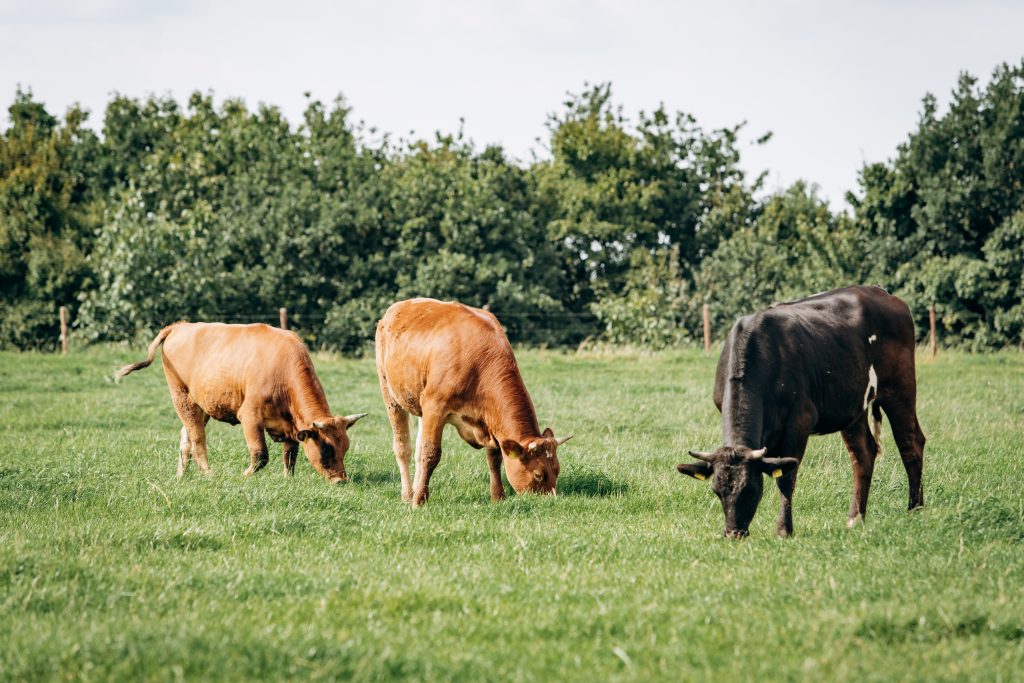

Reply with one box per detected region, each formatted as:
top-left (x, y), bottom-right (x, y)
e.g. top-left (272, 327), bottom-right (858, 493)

top-left (677, 286), bottom-right (925, 538)
top-left (114, 322), bottom-right (367, 482)
top-left (375, 298), bottom-right (572, 506)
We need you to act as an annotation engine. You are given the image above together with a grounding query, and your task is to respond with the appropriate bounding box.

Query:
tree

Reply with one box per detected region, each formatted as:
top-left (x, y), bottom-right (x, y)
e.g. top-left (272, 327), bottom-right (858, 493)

top-left (696, 182), bottom-right (866, 332)
top-left (0, 89), bottom-right (104, 348)
top-left (852, 61), bottom-right (1024, 347)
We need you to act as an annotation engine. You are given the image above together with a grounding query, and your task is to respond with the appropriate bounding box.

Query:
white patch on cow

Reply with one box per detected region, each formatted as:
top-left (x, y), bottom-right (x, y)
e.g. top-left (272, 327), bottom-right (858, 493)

top-left (868, 334), bottom-right (877, 344)
top-left (847, 514), bottom-right (864, 528)
top-left (863, 365), bottom-right (878, 410)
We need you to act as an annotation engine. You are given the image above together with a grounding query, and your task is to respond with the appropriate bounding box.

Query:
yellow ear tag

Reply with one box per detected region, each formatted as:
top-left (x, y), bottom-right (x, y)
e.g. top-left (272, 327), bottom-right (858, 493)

top-left (693, 472), bottom-right (706, 481)
top-left (771, 468), bottom-right (783, 479)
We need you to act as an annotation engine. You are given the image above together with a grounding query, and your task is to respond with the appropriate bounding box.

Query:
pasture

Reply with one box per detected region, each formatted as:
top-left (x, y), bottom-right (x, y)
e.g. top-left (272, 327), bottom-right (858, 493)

top-left (1, 347), bottom-right (1022, 681)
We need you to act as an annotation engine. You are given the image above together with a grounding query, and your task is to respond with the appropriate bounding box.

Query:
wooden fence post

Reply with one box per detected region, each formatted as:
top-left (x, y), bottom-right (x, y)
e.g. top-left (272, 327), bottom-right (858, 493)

top-left (59, 306), bottom-right (68, 355)
top-left (279, 307), bottom-right (288, 331)
top-left (929, 304), bottom-right (937, 357)
top-left (702, 303), bottom-right (711, 353)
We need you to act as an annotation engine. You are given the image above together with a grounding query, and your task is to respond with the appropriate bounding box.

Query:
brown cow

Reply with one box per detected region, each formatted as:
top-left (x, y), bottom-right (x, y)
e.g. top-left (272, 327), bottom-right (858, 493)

top-left (114, 322), bottom-right (367, 481)
top-left (375, 298), bottom-right (571, 506)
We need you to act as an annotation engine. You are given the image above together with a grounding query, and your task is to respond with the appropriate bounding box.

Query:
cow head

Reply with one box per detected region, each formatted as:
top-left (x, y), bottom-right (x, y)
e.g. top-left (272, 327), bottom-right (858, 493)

top-left (677, 446), bottom-right (799, 538)
top-left (500, 428), bottom-right (571, 495)
top-left (296, 413), bottom-right (368, 483)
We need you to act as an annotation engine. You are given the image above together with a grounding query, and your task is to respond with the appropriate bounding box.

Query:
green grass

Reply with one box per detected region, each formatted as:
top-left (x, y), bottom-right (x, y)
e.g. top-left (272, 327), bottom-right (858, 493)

top-left (1, 347), bottom-right (1022, 682)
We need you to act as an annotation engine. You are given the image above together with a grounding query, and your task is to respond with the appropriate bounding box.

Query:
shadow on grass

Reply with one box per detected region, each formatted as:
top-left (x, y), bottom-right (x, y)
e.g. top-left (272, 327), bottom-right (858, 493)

top-left (347, 469), bottom-right (397, 486)
top-left (137, 530), bottom-right (226, 552)
top-left (956, 495), bottom-right (1024, 543)
top-left (857, 612), bottom-right (1024, 643)
top-left (558, 467), bottom-right (628, 497)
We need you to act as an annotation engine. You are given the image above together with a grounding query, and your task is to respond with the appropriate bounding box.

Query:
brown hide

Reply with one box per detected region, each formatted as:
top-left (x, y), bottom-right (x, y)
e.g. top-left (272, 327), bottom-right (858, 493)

top-left (115, 322), bottom-right (366, 481)
top-left (375, 299), bottom-right (570, 505)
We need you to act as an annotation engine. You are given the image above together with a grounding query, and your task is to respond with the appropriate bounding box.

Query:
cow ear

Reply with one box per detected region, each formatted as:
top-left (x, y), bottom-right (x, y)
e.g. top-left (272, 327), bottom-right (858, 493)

top-left (755, 457), bottom-right (800, 478)
top-left (297, 429), bottom-right (315, 442)
top-left (542, 427), bottom-right (555, 439)
top-left (501, 439), bottom-right (524, 459)
top-left (342, 413), bottom-right (368, 428)
top-left (677, 461), bottom-right (714, 482)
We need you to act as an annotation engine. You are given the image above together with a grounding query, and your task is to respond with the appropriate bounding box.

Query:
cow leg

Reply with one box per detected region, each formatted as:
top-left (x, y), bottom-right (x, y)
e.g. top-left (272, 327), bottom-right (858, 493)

top-left (411, 410), bottom-right (446, 507)
top-left (384, 403), bottom-right (413, 501)
top-left (190, 414), bottom-right (212, 474)
top-left (282, 440), bottom-right (298, 477)
top-left (880, 397), bottom-right (926, 511)
top-left (178, 426), bottom-right (192, 477)
top-left (170, 387), bottom-right (211, 476)
top-left (240, 413), bottom-right (269, 477)
top-left (378, 362), bottom-right (414, 501)
top-left (841, 412), bottom-right (880, 526)
top-left (486, 446), bottom-right (506, 502)
top-left (772, 430), bottom-right (810, 538)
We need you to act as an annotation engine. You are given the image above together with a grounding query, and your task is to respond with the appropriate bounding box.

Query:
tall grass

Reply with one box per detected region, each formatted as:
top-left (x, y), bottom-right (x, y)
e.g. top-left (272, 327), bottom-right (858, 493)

top-left (1, 348), bottom-right (1021, 681)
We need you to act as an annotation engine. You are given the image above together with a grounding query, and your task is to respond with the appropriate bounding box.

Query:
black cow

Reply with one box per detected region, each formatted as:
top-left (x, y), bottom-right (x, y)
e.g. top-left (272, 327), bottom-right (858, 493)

top-left (678, 286), bottom-right (925, 538)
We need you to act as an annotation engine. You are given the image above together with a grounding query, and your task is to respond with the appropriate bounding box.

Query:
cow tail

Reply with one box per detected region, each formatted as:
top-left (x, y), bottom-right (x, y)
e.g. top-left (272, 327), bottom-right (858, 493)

top-left (871, 401), bottom-right (884, 458)
top-left (113, 323), bottom-right (182, 383)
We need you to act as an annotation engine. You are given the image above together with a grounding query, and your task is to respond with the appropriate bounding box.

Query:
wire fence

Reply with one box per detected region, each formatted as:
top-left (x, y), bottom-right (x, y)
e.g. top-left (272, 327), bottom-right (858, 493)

top-left (52, 302), bottom-right (942, 356)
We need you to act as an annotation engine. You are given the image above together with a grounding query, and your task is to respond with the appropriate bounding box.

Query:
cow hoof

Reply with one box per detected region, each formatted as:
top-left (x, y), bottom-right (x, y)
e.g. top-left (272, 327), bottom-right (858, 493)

top-left (846, 514), bottom-right (864, 528)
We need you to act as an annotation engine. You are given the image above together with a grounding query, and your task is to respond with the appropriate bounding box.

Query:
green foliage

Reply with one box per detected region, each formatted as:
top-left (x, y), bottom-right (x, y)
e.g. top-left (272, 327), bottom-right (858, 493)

top-left (3, 63), bottom-right (1024, 350)
top-left (78, 94), bottom-right (387, 347)
top-left (0, 89), bottom-right (103, 348)
top-left (589, 246), bottom-right (699, 348)
top-left (853, 61), bottom-right (1024, 348)
top-left (697, 182), bottom-right (869, 332)
top-left (534, 84), bottom-right (759, 307)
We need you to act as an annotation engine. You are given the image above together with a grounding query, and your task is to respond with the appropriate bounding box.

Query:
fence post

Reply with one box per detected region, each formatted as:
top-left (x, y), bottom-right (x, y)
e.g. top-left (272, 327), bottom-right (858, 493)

top-left (279, 307), bottom-right (288, 331)
top-left (929, 304), bottom-right (937, 357)
top-left (702, 303), bottom-right (711, 353)
top-left (59, 306), bottom-right (69, 355)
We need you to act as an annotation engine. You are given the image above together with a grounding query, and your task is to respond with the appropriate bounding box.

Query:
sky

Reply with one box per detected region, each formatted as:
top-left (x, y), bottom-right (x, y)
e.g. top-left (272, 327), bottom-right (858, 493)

top-left (2, 0), bottom-right (1023, 209)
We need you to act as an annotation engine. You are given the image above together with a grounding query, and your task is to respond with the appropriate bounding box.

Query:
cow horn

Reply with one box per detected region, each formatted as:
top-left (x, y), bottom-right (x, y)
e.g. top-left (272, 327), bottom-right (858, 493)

top-left (688, 450), bottom-right (715, 462)
top-left (312, 420), bottom-right (329, 430)
top-left (344, 413), bottom-right (368, 426)
top-left (555, 434), bottom-right (573, 446)
top-left (749, 447), bottom-right (768, 459)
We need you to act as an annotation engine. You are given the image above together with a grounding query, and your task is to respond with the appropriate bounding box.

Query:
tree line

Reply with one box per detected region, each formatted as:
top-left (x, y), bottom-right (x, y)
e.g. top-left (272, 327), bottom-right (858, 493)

top-left (2, 62), bottom-right (1023, 352)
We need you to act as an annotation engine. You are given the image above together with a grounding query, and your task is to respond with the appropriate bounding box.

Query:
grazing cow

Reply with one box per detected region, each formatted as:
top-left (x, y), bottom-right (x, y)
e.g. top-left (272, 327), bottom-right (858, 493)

top-left (375, 298), bottom-right (571, 506)
top-left (114, 322), bottom-right (367, 481)
top-left (677, 286), bottom-right (925, 538)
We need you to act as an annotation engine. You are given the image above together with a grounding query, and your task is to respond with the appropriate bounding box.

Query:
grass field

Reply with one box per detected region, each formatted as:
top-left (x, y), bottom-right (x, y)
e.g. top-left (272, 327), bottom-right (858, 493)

top-left (1, 347), bottom-right (1022, 682)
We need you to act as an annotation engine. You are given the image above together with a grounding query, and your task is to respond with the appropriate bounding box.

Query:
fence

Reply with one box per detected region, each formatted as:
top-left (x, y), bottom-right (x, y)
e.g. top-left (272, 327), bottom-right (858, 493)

top-left (52, 303), bottom-right (944, 356)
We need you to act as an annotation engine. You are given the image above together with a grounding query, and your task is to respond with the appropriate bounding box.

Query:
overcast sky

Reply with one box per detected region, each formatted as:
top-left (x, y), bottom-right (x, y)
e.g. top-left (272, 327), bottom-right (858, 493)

top-left (3, 0), bottom-right (1023, 209)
